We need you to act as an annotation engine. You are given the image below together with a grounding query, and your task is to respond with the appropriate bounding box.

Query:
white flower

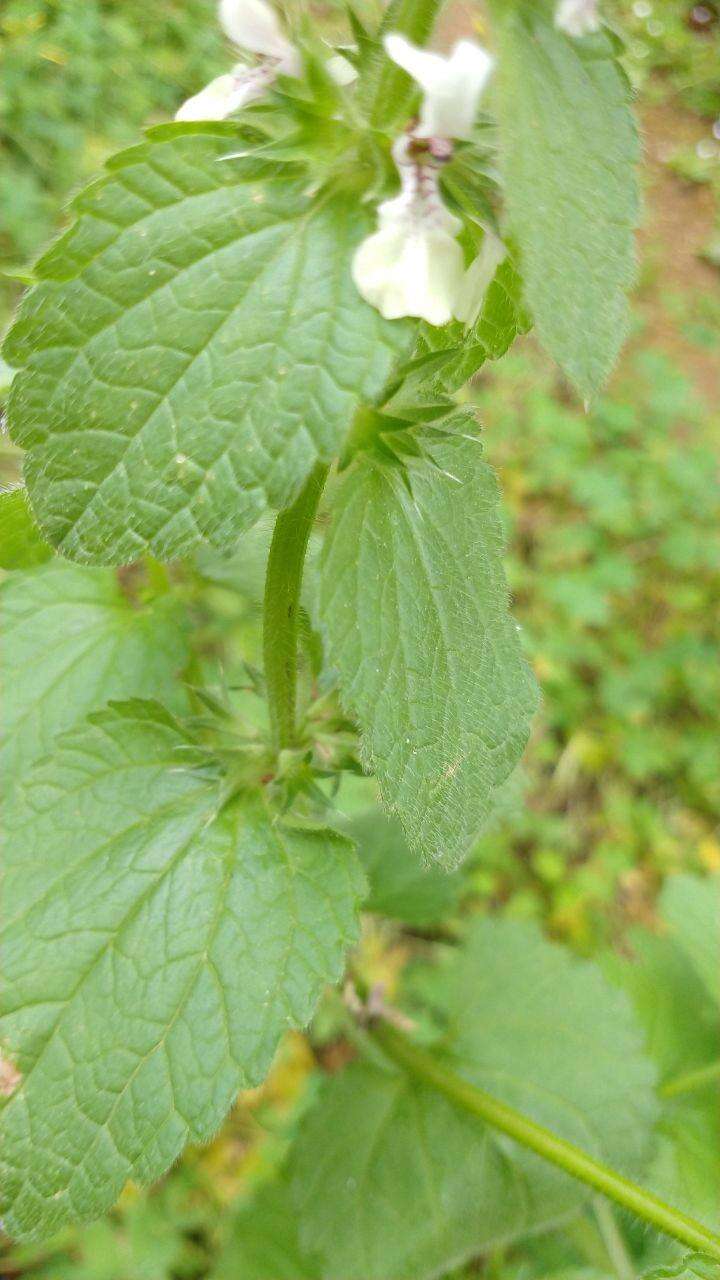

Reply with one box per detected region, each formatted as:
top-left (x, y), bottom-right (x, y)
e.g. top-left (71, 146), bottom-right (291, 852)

top-left (554, 0), bottom-right (601, 37)
top-left (353, 31), bottom-right (494, 321)
top-left (175, 65), bottom-right (274, 122)
top-left (384, 34), bottom-right (493, 141)
top-left (352, 138), bottom-right (464, 325)
top-left (219, 0), bottom-right (298, 68)
top-left (453, 230), bottom-right (506, 326)
top-left (176, 0), bottom-right (300, 122)
top-left (353, 217), bottom-right (464, 326)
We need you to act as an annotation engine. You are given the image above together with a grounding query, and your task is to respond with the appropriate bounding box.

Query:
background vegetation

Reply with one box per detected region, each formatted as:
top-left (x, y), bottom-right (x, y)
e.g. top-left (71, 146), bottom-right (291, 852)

top-left (1, 1), bottom-right (718, 1276)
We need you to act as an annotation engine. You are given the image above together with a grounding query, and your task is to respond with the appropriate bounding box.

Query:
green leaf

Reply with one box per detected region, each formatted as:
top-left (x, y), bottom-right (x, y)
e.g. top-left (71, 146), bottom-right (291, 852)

top-left (4, 130), bottom-right (412, 565)
top-left (415, 258), bottom-right (529, 397)
top-left (381, 260), bottom-right (529, 424)
top-left (289, 919), bottom-right (657, 1280)
top-left (0, 488), bottom-right (53, 569)
top-left (606, 884), bottom-right (720, 1228)
top-left (488, 1), bottom-right (639, 397)
top-left (320, 425), bottom-right (539, 866)
top-left (0, 561), bottom-right (189, 785)
top-left (214, 1179), bottom-right (321, 1280)
top-left (661, 874), bottom-right (720, 1005)
top-left (0, 700), bottom-right (364, 1239)
top-left (349, 809), bottom-right (465, 926)
top-left (641, 1256), bottom-right (720, 1280)
top-left (294, 1060), bottom-right (538, 1280)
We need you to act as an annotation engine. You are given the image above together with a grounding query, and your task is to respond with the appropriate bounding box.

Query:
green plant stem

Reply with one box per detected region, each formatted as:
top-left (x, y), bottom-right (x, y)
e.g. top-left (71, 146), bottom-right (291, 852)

top-left (661, 1059), bottom-right (720, 1099)
top-left (371, 1021), bottom-right (720, 1263)
top-left (263, 463), bottom-right (329, 753)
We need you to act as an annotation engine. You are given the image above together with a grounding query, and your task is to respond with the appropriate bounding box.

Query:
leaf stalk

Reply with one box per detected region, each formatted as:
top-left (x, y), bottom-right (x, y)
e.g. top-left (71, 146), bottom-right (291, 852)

top-left (370, 1020), bottom-right (720, 1263)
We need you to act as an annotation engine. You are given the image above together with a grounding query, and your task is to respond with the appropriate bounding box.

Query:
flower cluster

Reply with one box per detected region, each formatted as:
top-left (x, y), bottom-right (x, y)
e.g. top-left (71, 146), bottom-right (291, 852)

top-left (352, 35), bottom-right (497, 326)
top-left (176, 0), bottom-right (300, 122)
top-left (177, 2), bottom-right (604, 326)
top-left (176, 6), bottom-right (506, 329)
top-left (177, 0), bottom-right (355, 121)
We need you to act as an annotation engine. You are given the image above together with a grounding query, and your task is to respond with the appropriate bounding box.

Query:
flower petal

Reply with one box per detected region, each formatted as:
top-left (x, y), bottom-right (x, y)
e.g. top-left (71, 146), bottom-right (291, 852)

top-left (353, 225), bottom-right (464, 325)
top-left (384, 33), bottom-right (449, 93)
top-left (379, 190), bottom-right (462, 239)
top-left (175, 74), bottom-right (245, 121)
top-left (325, 52), bottom-right (358, 86)
top-left (384, 33), bottom-right (493, 140)
top-left (403, 230), bottom-right (465, 325)
top-left (175, 63), bottom-right (275, 120)
top-left (219, 0), bottom-right (294, 59)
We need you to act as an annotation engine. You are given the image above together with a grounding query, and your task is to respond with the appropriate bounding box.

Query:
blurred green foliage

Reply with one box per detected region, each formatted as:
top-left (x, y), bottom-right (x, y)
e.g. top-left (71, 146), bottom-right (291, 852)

top-left (610, 0), bottom-right (720, 117)
top-left (0, 0), bottom-right (223, 320)
top-left (465, 342), bottom-right (720, 948)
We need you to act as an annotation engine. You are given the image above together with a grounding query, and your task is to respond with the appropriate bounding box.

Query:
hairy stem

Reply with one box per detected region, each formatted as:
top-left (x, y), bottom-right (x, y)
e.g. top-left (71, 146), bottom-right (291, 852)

top-left (263, 463), bottom-right (329, 753)
top-left (371, 1021), bottom-right (720, 1262)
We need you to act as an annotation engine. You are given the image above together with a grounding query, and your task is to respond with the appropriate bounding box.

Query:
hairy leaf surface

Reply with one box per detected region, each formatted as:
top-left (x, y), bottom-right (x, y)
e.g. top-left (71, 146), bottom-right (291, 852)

top-left (607, 880), bottom-right (720, 1228)
top-left (415, 258), bottom-right (529, 396)
top-left (0, 561), bottom-right (188, 784)
top-left (4, 130), bottom-right (411, 564)
top-left (320, 427), bottom-right (539, 866)
top-left (290, 920), bottom-right (656, 1280)
top-left (0, 489), bottom-right (52, 569)
top-left (642, 1257), bottom-right (720, 1280)
top-left (215, 1179), bottom-right (321, 1280)
top-left (0, 701), bottom-right (363, 1239)
top-left (489, 1), bottom-right (639, 397)
top-left (661, 874), bottom-right (720, 1005)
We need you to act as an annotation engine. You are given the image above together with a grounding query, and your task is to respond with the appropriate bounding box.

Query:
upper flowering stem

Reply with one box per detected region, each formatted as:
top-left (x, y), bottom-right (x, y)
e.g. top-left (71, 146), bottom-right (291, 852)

top-left (176, 0), bottom-right (300, 122)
